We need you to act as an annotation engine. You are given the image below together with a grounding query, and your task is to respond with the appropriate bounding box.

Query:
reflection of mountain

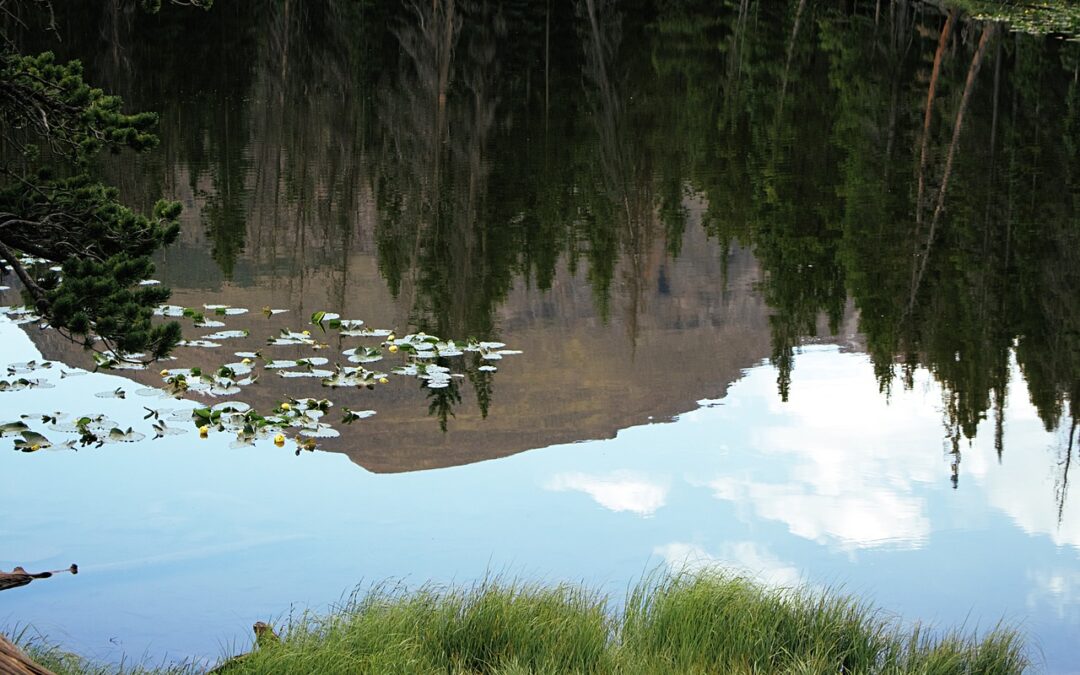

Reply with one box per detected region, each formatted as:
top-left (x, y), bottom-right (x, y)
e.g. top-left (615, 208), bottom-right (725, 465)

top-left (21, 0), bottom-right (1078, 474)
top-left (32, 221), bottom-right (837, 472)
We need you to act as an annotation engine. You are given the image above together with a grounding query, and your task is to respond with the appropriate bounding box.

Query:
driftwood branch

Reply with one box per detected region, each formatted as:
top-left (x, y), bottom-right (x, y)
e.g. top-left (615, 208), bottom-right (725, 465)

top-left (0, 564), bottom-right (78, 593)
top-left (0, 633), bottom-right (56, 675)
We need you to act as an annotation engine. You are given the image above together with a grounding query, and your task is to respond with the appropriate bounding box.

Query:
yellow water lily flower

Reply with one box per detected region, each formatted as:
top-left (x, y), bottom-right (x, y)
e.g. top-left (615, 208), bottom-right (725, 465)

top-left (280, 402), bottom-right (292, 411)
top-left (160, 369), bottom-right (169, 377)
top-left (379, 377), bottom-right (389, 385)
top-left (388, 345), bottom-right (399, 353)
top-left (198, 425), bottom-right (209, 437)
top-left (273, 434), bottom-right (285, 446)
top-left (241, 358), bottom-right (252, 365)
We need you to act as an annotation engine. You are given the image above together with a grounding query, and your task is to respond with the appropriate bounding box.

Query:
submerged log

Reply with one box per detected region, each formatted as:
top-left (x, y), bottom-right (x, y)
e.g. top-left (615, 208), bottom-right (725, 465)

top-left (0, 634), bottom-right (56, 675)
top-left (0, 565), bottom-right (78, 593)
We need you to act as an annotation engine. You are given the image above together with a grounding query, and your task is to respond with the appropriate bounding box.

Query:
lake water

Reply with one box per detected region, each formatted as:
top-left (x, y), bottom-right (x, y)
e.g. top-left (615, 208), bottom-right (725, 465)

top-left (2, 1), bottom-right (1079, 672)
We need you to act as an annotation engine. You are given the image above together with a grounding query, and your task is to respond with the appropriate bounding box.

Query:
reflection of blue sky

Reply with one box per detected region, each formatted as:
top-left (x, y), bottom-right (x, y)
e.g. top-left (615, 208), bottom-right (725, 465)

top-left (2, 317), bottom-right (1079, 670)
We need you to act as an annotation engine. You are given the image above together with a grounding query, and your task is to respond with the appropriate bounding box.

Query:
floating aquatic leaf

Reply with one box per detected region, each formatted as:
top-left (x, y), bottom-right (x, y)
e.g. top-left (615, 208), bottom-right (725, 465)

top-left (299, 424), bottom-right (340, 439)
top-left (106, 427), bottom-right (145, 443)
top-left (9, 314), bottom-right (42, 326)
top-left (479, 341), bottom-right (507, 350)
top-left (344, 347), bottom-right (383, 364)
top-left (498, 350), bottom-right (523, 356)
top-left (0, 286), bottom-right (9, 291)
top-left (136, 387), bottom-right (167, 398)
top-left (211, 401), bottom-right (251, 413)
top-left (223, 307), bottom-right (248, 316)
top-left (0, 378), bottom-right (54, 391)
top-left (310, 311), bottom-right (342, 331)
top-left (265, 359), bottom-right (299, 369)
top-left (203, 330), bottom-right (249, 340)
top-left (14, 430), bottom-right (52, 451)
top-left (152, 421), bottom-right (187, 438)
top-left (234, 351), bottom-right (261, 359)
top-left (94, 387), bottom-right (126, 399)
top-left (193, 319), bottom-right (227, 328)
top-left (222, 362), bottom-right (254, 376)
top-left (341, 328), bottom-right (391, 338)
top-left (208, 384), bottom-right (242, 396)
top-left (154, 305), bottom-right (187, 317)
top-left (176, 339), bottom-right (222, 349)
top-left (478, 365), bottom-right (498, 372)
top-left (435, 341), bottom-right (464, 357)
top-left (342, 408), bottom-right (376, 424)
top-left (138, 279), bottom-right (161, 286)
top-left (7, 360), bottom-right (52, 375)
top-left (267, 329), bottom-right (315, 346)
top-left (279, 369), bottom-right (334, 379)
top-left (46, 418), bottom-right (83, 433)
top-left (338, 319), bottom-right (364, 329)
top-left (482, 352), bottom-right (503, 361)
top-left (0, 421), bottom-right (31, 437)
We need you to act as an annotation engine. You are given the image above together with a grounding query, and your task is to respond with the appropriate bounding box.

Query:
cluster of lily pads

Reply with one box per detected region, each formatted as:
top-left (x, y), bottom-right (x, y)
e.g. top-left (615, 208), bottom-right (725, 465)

top-left (1, 295), bottom-right (522, 455)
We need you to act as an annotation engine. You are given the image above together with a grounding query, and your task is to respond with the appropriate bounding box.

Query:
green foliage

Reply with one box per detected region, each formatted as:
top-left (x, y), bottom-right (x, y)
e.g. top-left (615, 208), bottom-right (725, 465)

top-left (0, 16), bottom-right (190, 358)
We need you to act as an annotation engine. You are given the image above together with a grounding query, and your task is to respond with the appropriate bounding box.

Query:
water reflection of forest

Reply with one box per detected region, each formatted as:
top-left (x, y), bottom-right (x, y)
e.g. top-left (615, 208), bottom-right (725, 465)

top-left (30, 1), bottom-right (1078, 458)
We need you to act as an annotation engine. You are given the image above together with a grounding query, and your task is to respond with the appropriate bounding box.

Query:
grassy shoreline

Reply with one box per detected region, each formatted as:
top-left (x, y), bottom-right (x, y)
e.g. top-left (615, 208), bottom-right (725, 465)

top-left (15, 572), bottom-right (1028, 674)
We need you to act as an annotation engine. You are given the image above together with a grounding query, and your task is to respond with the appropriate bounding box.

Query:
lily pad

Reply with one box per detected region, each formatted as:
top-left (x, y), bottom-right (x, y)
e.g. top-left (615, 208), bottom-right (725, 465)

top-left (203, 330), bottom-right (249, 340)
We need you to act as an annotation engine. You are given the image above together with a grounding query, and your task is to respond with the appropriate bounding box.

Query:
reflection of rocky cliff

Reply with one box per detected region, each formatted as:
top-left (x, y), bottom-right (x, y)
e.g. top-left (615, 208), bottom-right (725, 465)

top-left (30, 217), bottom-right (851, 473)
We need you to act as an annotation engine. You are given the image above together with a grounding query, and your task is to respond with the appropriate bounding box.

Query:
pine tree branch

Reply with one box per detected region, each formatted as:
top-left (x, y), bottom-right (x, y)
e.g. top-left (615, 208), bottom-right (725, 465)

top-left (0, 238), bottom-right (46, 302)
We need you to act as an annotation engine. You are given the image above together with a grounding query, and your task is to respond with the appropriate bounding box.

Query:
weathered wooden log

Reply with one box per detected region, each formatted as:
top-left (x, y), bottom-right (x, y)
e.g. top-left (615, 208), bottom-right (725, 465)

top-left (0, 565), bottom-right (78, 593)
top-left (0, 633), bottom-right (56, 675)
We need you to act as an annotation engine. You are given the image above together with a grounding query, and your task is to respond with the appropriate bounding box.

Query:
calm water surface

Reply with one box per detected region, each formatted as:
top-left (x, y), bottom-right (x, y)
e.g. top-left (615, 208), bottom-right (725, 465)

top-left (2, 1), bottom-right (1079, 671)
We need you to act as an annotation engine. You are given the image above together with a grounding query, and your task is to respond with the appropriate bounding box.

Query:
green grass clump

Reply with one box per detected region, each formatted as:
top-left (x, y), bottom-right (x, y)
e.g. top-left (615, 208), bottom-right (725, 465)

top-left (9, 572), bottom-right (1030, 674)
top-left (621, 573), bottom-right (1027, 674)
top-left (225, 580), bottom-right (613, 674)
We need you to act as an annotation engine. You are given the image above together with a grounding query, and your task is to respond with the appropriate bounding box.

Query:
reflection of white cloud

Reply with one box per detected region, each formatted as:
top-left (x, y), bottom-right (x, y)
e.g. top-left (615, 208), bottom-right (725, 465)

top-left (655, 541), bottom-right (801, 587)
top-left (709, 478), bottom-right (929, 549)
top-left (706, 350), bottom-right (945, 550)
top-left (546, 471), bottom-right (667, 516)
top-left (1027, 568), bottom-right (1080, 622)
top-left (981, 418), bottom-right (1080, 550)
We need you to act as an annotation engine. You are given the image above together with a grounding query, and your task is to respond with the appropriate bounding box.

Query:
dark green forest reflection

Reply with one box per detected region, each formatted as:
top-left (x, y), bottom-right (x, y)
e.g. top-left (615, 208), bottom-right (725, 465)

top-left (25, 1), bottom-right (1078, 449)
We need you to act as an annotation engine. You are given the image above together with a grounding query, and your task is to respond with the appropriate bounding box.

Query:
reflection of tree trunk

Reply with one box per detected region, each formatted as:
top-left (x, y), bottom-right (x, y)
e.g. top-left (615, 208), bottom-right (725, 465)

top-left (777, 0), bottom-right (808, 120)
top-left (908, 23), bottom-right (995, 315)
top-left (929, 25), bottom-right (995, 227)
top-left (1057, 417), bottom-right (1078, 525)
top-left (545, 0), bottom-right (550, 125)
top-left (916, 8), bottom-right (956, 226)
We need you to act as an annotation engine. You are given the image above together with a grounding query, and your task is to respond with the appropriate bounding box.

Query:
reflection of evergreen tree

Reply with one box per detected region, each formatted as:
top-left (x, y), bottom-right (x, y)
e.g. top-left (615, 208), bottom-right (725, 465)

top-left (44, 0), bottom-right (1078, 448)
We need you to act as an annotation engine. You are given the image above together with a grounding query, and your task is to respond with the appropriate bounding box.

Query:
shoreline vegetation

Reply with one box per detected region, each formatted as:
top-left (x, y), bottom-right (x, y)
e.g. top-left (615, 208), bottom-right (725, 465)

top-left (12, 573), bottom-right (1028, 674)
top-left (947, 0), bottom-right (1080, 35)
